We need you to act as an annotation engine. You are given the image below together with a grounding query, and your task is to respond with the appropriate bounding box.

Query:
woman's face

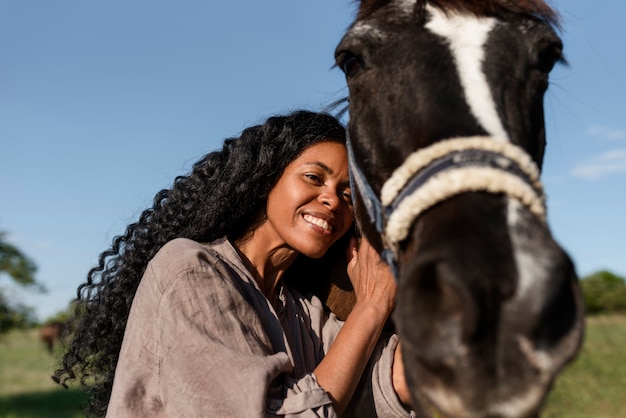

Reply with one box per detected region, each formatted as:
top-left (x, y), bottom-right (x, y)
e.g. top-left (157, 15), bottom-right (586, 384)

top-left (265, 141), bottom-right (353, 258)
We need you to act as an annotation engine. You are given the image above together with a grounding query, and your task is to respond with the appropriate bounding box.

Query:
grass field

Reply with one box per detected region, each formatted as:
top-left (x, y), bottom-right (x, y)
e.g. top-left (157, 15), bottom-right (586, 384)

top-left (0, 328), bottom-right (87, 418)
top-left (542, 314), bottom-right (626, 418)
top-left (1, 315), bottom-right (624, 417)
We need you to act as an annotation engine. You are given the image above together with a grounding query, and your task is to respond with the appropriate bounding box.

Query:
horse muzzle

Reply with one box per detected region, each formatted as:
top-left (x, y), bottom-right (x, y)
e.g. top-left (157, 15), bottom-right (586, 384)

top-left (392, 193), bottom-right (584, 418)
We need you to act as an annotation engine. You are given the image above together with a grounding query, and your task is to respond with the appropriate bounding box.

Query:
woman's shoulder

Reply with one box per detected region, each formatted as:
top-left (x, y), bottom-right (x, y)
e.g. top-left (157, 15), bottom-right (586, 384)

top-left (152, 237), bottom-right (209, 265)
top-left (157, 237), bottom-right (208, 255)
top-left (146, 237), bottom-right (231, 285)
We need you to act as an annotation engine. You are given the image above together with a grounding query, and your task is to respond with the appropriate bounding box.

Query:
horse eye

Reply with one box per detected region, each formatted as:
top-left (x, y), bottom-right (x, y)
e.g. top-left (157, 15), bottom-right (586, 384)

top-left (338, 53), bottom-right (363, 78)
top-left (537, 43), bottom-right (563, 74)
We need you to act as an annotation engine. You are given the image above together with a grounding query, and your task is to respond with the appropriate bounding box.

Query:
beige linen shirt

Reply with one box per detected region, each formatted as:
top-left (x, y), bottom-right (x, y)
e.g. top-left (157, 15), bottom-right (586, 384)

top-left (106, 237), bottom-right (413, 417)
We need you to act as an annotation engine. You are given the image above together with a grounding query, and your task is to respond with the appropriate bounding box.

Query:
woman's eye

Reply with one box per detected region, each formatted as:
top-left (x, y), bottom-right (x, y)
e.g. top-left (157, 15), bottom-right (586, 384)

top-left (305, 174), bottom-right (322, 184)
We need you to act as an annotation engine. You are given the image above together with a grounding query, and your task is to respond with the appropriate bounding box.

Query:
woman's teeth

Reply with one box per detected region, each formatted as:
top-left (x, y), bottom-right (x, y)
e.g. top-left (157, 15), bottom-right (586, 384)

top-left (304, 214), bottom-right (332, 232)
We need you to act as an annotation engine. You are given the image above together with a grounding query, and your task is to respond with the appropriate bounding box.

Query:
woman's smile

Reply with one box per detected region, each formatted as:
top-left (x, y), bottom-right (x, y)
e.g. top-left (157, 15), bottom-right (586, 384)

top-left (303, 213), bottom-right (334, 234)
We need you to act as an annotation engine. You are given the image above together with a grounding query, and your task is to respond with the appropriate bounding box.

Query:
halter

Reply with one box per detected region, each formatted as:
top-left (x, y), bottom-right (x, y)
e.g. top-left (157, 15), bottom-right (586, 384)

top-left (346, 135), bottom-right (546, 278)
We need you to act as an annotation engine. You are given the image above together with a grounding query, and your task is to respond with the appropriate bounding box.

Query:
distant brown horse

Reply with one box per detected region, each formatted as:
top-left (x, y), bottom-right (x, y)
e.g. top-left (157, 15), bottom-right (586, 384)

top-left (39, 321), bottom-right (66, 353)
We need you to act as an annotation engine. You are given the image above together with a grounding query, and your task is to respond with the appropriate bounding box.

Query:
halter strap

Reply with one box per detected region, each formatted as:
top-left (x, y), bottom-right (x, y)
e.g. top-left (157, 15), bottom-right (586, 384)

top-left (346, 135), bottom-right (546, 278)
top-left (346, 136), bottom-right (398, 275)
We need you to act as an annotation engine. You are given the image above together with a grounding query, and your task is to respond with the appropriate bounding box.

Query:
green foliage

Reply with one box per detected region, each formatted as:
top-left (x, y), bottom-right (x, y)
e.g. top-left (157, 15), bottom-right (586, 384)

top-left (0, 293), bottom-right (37, 335)
top-left (581, 270), bottom-right (626, 314)
top-left (43, 310), bottom-right (73, 326)
top-left (0, 232), bottom-right (39, 288)
top-left (43, 301), bottom-right (85, 331)
top-left (0, 232), bottom-right (45, 335)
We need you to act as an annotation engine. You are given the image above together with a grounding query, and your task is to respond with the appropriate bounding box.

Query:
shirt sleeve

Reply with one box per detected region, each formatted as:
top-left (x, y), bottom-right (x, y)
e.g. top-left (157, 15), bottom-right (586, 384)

top-left (157, 262), bottom-right (338, 418)
top-left (291, 288), bottom-right (411, 418)
top-left (319, 312), bottom-right (415, 418)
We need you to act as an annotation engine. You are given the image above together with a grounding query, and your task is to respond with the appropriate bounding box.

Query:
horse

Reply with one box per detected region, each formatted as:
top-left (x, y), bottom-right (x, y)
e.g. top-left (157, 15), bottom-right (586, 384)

top-left (331, 1), bottom-right (585, 416)
top-left (39, 321), bottom-right (66, 353)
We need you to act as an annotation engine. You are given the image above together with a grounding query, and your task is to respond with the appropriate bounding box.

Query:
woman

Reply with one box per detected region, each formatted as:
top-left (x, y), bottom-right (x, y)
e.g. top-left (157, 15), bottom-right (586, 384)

top-left (54, 110), bottom-right (412, 417)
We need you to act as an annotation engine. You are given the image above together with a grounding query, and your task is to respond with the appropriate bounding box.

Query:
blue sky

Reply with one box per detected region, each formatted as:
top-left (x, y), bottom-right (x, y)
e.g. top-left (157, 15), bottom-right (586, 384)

top-left (1, 1), bottom-right (625, 321)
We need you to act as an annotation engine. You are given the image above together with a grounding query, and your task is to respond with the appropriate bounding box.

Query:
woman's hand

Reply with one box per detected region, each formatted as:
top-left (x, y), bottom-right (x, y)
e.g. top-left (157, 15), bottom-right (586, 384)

top-left (346, 236), bottom-right (397, 318)
top-left (314, 236), bottom-right (398, 415)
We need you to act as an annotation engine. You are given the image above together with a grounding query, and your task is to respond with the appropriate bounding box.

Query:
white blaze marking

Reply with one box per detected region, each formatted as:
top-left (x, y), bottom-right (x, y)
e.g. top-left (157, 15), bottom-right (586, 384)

top-left (425, 4), bottom-right (522, 275)
top-left (424, 4), bottom-right (509, 142)
top-left (507, 200), bottom-right (534, 300)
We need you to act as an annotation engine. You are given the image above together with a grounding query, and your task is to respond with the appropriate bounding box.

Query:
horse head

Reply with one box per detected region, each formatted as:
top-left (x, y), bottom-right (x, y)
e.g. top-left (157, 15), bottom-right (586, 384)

top-left (335, 1), bottom-right (584, 416)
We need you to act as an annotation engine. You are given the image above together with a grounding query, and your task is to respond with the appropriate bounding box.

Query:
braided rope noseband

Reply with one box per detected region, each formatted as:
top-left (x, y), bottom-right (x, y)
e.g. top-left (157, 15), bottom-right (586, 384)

top-left (346, 135), bottom-right (546, 278)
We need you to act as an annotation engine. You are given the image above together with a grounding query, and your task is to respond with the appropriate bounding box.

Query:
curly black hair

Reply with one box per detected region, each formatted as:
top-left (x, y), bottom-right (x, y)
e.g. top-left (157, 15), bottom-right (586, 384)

top-left (53, 110), bottom-right (347, 417)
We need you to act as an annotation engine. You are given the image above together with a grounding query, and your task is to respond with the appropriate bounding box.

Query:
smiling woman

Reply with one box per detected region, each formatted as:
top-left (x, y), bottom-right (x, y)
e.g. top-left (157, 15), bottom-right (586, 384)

top-left (53, 110), bottom-right (414, 418)
top-left (259, 142), bottom-right (353, 259)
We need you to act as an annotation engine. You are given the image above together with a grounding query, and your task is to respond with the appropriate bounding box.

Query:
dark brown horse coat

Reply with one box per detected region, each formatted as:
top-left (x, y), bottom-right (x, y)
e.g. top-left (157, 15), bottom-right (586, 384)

top-left (328, 1), bottom-right (585, 417)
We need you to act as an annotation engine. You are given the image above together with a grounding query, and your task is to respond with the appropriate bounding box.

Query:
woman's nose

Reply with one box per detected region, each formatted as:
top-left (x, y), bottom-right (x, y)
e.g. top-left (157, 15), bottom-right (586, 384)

top-left (319, 189), bottom-right (341, 210)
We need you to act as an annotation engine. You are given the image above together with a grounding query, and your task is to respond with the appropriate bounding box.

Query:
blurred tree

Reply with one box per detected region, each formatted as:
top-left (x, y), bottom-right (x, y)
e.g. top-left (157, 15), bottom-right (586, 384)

top-left (0, 231), bottom-right (39, 286)
top-left (580, 270), bottom-right (626, 314)
top-left (0, 231), bottom-right (45, 334)
top-left (45, 308), bottom-right (74, 325)
top-left (0, 292), bottom-right (37, 333)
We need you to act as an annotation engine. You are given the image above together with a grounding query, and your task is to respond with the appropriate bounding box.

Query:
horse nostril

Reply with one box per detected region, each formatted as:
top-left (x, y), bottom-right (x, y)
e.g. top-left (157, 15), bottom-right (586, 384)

top-left (530, 252), bottom-right (582, 350)
top-left (415, 261), bottom-right (466, 321)
top-left (394, 253), bottom-right (475, 367)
